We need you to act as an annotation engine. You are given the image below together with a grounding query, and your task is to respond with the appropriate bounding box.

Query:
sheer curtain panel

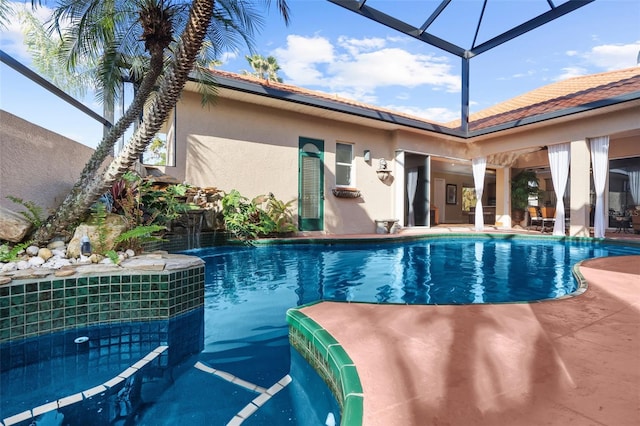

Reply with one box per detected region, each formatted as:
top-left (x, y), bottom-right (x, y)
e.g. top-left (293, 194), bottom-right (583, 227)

top-left (590, 136), bottom-right (609, 238)
top-left (407, 168), bottom-right (418, 226)
top-left (472, 157), bottom-right (487, 231)
top-left (547, 143), bottom-right (571, 235)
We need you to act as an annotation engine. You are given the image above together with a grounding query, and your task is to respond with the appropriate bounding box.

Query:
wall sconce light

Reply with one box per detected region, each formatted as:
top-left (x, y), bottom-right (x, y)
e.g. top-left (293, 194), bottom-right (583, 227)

top-left (377, 158), bottom-right (391, 181)
top-left (363, 149), bottom-right (371, 162)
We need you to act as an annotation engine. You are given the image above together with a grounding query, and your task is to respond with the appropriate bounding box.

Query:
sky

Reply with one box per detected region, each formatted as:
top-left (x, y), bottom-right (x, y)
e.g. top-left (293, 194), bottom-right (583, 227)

top-left (1, 0), bottom-right (639, 149)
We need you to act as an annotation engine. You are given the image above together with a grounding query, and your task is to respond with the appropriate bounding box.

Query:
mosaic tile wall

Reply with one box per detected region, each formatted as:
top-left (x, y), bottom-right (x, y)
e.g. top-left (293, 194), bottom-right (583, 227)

top-left (287, 307), bottom-right (364, 426)
top-left (0, 265), bottom-right (204, 344)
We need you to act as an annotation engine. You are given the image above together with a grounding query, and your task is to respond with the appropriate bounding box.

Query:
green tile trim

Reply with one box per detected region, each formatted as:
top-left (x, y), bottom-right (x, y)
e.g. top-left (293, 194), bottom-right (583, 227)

top-left (287, 307), bottom-right (363, 426)
top-left (0, 262), bottom-right (205, 344)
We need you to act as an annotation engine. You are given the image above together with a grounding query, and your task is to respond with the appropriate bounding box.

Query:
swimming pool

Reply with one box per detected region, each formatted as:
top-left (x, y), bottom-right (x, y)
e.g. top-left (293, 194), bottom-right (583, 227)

top-left (3, 236), bottom-right (640, 424)
top-left (198, 236), bottom-right (640, 305)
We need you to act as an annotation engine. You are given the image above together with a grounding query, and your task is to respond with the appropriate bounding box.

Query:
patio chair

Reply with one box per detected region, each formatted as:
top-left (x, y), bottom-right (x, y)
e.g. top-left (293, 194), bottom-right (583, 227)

top-left (527, 207), bottom-right (543, 230)
top-left (540, 207), bottom-right (556, 233)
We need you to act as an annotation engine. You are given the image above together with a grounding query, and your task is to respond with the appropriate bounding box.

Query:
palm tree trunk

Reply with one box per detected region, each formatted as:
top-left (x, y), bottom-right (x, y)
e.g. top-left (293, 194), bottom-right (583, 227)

top-left (33, 0), bottom-right (215, 244)
top-left (67, 49), bottom-right (165, 196)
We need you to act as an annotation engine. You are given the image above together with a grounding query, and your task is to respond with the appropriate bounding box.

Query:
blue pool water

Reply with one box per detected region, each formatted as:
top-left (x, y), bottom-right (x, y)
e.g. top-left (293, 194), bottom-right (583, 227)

top-left (198, 237), bottom-right (640, 305)
top-left (3, 236), bottom-right (640, 424)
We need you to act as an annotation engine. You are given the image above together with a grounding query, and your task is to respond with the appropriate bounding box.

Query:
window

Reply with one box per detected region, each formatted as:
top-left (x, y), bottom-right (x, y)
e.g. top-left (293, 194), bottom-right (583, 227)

top-left (335, 143), bottom-right (354, 187)
top-left (142, 133), bottom-right (168, 165)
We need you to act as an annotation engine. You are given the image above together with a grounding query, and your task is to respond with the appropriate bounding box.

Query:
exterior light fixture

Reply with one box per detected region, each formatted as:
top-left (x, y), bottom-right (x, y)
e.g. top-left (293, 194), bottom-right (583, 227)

top-left (363, 149), bottom-right (371, 162)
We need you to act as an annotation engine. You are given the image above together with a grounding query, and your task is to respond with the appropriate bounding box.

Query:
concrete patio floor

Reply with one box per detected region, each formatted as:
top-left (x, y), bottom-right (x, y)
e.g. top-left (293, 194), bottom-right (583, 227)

top-left (300, 230), bottom-right (640, 426)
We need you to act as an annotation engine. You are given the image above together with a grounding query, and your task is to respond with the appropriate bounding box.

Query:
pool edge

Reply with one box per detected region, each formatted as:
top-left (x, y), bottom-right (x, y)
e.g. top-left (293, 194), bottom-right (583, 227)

top-left (287, 307), bottom-right (363, 426)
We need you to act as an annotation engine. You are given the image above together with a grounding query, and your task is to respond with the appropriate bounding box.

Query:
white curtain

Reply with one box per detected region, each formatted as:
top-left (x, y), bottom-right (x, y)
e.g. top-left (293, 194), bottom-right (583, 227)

top-left (590, 136), bottom-right (610, 238)
top-left (629, 170), bottom-right (640, 206)
top-left (407, 168), bottom-right (418, 226)
top-left (547, 143), bottom-right (571, 236)
top-left (472, 157), bottom-right (487, 231)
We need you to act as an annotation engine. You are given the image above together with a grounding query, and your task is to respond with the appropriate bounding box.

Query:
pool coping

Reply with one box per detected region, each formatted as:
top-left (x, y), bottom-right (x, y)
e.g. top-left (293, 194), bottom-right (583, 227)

top-left (297, 253), bottom-right (640, 426)
top-left (280, 233), bottom-right (639, 426)
top-left (287, 305), bottom-right (364, 426)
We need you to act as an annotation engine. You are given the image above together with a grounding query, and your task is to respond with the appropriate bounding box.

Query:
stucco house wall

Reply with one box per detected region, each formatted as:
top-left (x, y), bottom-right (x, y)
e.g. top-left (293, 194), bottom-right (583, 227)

top-left (166, 92), bottom-right (408, 234)
top-left (153, 71), bottom-right (639, 235)
top-left (0, 110), bottom-right (96, 214)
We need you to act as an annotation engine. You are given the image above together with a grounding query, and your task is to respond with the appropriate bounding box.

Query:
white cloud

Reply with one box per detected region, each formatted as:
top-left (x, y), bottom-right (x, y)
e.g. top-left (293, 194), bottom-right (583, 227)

top-left (553, 66), bottom-right (589, 81)
top-left (272, 34), bottom-right (460, 107)
top-left (583, 41), bottom-right (640, 70)
top-left (272, 34), bottom-right (335, 85)
top-left (1, 2), bottom-right (54, 61)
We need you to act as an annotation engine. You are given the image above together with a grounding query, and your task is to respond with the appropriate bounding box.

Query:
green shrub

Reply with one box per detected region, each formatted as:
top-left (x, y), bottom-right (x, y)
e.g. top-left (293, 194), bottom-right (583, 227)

top-left (221, 190), bottom-right (296, 240)
top-left (6, 196), bottom-right (44, 228)
top-left (0, 241), bottom-right (30, 263)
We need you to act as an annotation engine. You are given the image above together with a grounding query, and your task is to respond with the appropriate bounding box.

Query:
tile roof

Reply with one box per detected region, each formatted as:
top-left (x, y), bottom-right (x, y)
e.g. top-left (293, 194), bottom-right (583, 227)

top-left (205, 66), bottom-right (640, 133)
top-left (459, 67), bottom-right (640, 131)
top-left (205, 68), bottom-right (440, 125)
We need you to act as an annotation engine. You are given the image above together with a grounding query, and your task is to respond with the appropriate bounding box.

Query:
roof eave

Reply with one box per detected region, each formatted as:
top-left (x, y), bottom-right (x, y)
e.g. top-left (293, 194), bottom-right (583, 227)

top-left (197, 73), bottom-right (467, 138)
top-left (466, 91), bottom-right (640, 138)
top-left (190, 72), bottom-right (640, 141)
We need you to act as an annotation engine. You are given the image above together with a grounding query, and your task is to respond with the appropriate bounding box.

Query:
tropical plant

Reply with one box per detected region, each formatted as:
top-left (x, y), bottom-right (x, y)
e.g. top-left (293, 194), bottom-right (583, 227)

top-left (0, 0), bottom-right (13, 30)
top-left (143, 136), bottom-right (167, 165)
top-left (6, 196), bottom-right (45, 228)
top-left (243, 54), bottom-right (283, 82)
top-left (114, 224), bottom-right (167, 253)
top-left (110, 171), bottom-right (195, 229)
top-left (0, 241), bottom-right (30, 263)
top-left (88, 202), bottom-right (110, 254)
top-left (265, 195), bottom-right (297, 234)
top-left (31, 0), bottom-right (291, 245)
top-left (221, 190), bottom-right (267, 240)
top-left (220, 190), bottom-right (296, 240)
top-left (511, 170), bottom-right (540, 211)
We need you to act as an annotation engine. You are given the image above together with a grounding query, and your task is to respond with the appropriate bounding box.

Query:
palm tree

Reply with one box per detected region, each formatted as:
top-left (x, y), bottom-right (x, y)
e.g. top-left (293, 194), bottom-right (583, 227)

top-left (0, 0), bottom-right (12, 29)
top-left (243, 53), bottom-right (283, 82)
top-left (32, 0), bottom-right (290, 244)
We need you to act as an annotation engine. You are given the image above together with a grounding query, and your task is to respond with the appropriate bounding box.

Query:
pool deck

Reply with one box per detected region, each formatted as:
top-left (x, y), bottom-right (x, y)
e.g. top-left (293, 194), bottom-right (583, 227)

top-left (299, 227), bottom-right (640, 426)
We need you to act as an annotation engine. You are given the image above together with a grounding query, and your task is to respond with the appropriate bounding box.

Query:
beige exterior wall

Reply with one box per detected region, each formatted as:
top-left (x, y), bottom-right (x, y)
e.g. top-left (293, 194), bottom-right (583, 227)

top-left (0, 110), bottom-right (96, 214)
top-left (167, 92), bottom-right (401, 234)
top-left (160, 88), bottom-right (639, 235)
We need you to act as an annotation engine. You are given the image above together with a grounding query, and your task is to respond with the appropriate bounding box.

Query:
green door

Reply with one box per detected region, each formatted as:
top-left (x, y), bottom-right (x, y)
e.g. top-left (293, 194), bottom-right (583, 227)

top-left (298, 137), bottom-right (324, 231)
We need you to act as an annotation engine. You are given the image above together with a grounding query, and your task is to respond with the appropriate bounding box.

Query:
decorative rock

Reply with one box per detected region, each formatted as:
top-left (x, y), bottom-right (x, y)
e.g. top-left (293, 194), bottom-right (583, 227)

top-left (28, 256), bottom-right (45, 267)
top-left (11, 269), bottom-right (40, 280)
top-left (51, 249), bottom-right (66, 257)
top-left (0, 276), bottom-right (11, 285)
top-left (17, 260), bottom-right (30, 270)
top-left (0, 206), bottom-right (32, 243)
top-left (100, 258), bottom-right (114, 264)
top-left (54, 268), bottom-right (77, 277)
top-left (120, 258), bottom-right (166, 271)
top-left (67, 215), bottom-right (128, 258)
top-left (89, 254), bottom-right (102, 264)
top-left (32, 269), bottom-right (52, 277)
top-left (125, 249), bottom-right (135, 258)
top-left (26, 245), bottom-right (40, 256)
top-left (43, 258), bottom-right (72, 269)
top-left (47, 240), bottom-right (66, 250)
top-left (38, 248), bottom-right (53, 261)
top-left (2, 262), bottom-right (17, 272)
